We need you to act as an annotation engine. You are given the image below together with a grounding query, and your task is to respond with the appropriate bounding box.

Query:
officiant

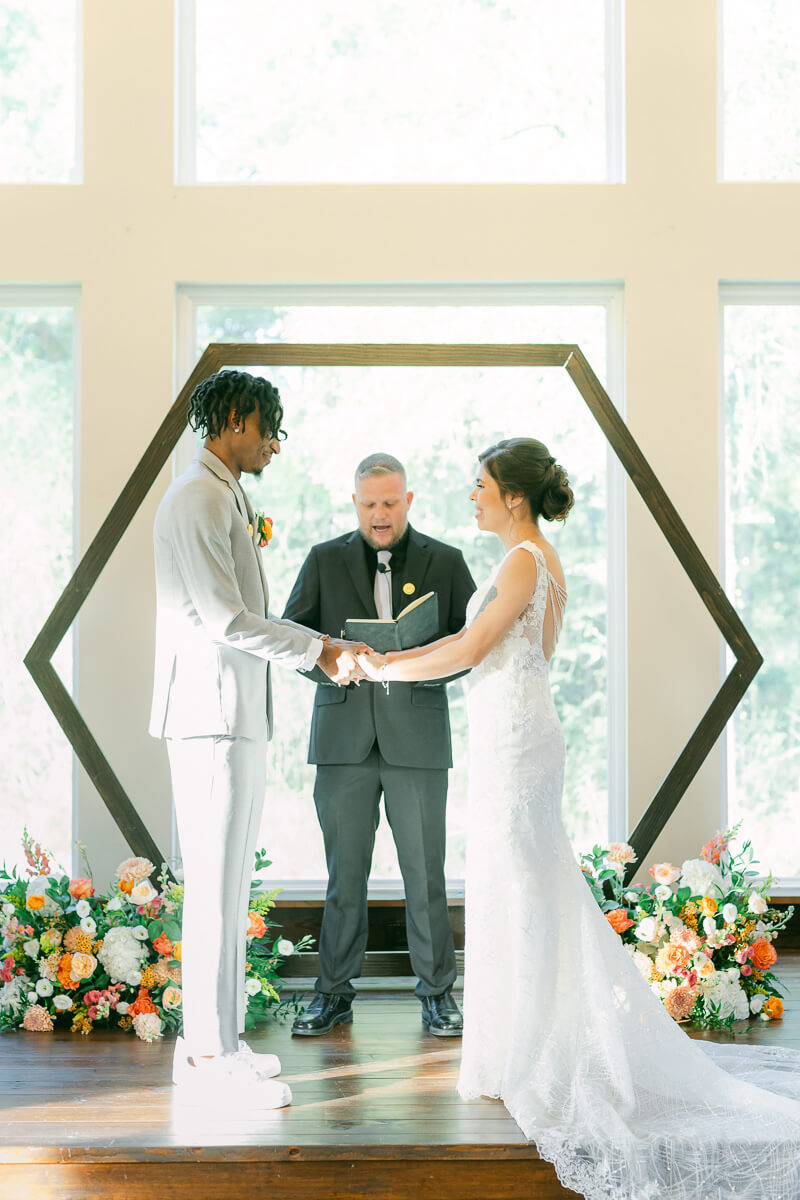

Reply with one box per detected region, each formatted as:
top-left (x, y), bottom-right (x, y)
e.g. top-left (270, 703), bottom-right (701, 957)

top-left (283, 452), bottom-right (476, 1037)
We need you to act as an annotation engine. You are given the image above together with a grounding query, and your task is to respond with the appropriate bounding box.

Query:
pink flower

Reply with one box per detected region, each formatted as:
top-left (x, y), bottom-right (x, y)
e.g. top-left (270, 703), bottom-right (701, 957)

top-left (0, 955), bottom-right (14, 983)
top-left (740, 964), bottom-right (753, 977)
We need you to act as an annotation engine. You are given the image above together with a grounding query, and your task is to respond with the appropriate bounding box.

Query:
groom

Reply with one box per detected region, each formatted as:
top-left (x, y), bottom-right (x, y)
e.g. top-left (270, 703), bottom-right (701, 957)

top-left (150, 369), bottom-right (362, 1105)
top-left (284, 452), bottom-right (476, 1037)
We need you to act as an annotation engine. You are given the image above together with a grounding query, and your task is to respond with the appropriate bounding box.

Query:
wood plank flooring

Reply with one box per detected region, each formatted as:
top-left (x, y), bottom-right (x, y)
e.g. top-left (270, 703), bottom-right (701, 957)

top-left (0, 955), bottom-right (797, 1199)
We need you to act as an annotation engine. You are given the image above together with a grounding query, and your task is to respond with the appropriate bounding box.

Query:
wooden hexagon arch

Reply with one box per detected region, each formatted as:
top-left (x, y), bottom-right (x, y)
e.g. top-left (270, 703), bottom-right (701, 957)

top-left (25, 344), bottom-right (762, 881)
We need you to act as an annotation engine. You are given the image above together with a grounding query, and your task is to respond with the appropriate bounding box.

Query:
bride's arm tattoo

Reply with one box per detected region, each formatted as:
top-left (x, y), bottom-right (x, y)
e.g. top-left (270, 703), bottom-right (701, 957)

top-left (476, 585), bottom-right (497, 616)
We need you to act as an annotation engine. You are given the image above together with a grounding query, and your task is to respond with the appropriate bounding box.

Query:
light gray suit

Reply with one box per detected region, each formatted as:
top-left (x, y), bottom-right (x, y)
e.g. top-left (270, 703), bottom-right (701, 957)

top-left (150, 447), bottom-right (322, 1057)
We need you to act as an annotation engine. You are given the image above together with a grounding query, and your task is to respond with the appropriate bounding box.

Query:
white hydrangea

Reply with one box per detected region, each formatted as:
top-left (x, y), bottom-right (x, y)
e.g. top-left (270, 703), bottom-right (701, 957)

top-left (97, 925), bottom-right (147, 985)
top-left (702, 973), bottom-right (750, 1021)
top-left (679, 858), bottom-right (724, 899)
top-left (0, 975), bottom-right (32, 1018)
top-left (22, 938), bottom-right (40, 959)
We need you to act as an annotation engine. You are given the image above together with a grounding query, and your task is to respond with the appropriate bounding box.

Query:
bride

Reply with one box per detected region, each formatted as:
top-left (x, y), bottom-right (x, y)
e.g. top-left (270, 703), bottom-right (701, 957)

top-left (358, 437), bottom-right (800, 1200)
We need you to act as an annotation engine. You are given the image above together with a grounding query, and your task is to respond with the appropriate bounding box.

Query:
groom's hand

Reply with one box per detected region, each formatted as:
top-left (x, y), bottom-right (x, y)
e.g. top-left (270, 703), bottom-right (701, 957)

top-left (318, 639), bottom-right (369, 684)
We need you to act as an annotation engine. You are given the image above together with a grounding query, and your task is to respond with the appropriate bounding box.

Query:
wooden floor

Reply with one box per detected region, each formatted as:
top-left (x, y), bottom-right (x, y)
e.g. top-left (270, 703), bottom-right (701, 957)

top-left (1, 956), bottom-right (797, 1199)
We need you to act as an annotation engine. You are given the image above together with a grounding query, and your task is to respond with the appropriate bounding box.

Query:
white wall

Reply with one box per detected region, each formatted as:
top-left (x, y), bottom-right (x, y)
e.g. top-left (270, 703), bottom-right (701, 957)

top-left (1, 0), bottom-right (798, 886)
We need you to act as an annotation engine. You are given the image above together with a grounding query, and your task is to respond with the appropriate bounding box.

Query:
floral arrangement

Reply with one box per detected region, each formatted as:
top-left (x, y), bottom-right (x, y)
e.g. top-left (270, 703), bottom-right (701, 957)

top-left (0, 833), bottom-right (311, 1042)
top-left (581, 826), bottom-right (793, 1029)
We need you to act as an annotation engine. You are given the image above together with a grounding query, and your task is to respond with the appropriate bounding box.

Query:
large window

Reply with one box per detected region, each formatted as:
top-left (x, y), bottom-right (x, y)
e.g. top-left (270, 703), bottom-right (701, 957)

top-left (0, 289), bottom-right (79, 875)
top-left (177, 284), bottom-right (625, 888)
top-left (720, 0), bottom-right (800, 181)
top-left (0, 0), bottom-right (81, 183)
top-left (177, 0), bottom-right (624, 183)
top-left (722, 286), bottom-right (800, 883)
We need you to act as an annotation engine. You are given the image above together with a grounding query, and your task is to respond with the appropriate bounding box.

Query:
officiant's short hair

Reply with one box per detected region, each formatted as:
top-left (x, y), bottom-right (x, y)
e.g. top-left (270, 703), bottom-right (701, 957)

top-left (355, 453), bottom-right (407, 487)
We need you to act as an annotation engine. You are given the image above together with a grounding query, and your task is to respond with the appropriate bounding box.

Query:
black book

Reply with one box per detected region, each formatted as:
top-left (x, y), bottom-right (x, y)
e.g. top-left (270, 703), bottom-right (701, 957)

top-left (345, 591), bottom-right (439, 653)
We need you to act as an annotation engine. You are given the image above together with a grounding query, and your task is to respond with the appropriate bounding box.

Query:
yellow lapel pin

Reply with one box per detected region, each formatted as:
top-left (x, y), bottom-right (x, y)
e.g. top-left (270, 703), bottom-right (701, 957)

top-left (247, 523), bottom-right (254, 537)
top-left (403, 582), bottom-right (416, 595)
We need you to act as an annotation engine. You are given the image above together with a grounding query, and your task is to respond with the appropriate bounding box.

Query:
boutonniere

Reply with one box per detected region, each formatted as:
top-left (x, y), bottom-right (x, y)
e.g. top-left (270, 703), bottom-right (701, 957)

top-left (248, 512), bottom-right (273, 548)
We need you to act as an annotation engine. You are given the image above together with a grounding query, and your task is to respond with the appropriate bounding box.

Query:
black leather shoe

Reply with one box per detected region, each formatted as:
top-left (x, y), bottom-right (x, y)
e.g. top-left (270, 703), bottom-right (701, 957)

top-left (291, 992), bottom-right (353, 1036)
top-left (420, 989), bottom-right (463, 1037)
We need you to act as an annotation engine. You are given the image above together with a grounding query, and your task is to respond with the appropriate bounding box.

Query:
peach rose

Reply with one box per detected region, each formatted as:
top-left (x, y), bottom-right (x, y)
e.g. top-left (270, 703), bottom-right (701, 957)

top-left (70, 952), bottom-right (97, 981)
top-left (68, 878), bottom-right (94, 899)
top-left (763, 996), bottom-right (783, 1020)
top-left (648, 862), bottom-right (681, 886)
top-left (25, 895), bottom-right (45, 911)
top-left (655, 942), bottom-right (690, 976)
top-left (751, 938), bottom-right (777, 972)
top-left (247, 911), bottom-right (267, 939)
top-left (152, 932), bottom-right (173, 957)
top-left (605, 908), bottom-right (635, 935)
top-left (162, 986), bottom-right (182, 1010)
top-left (129, 881), bottom-right (159, 907)
top-left (700, 897), bottom-right (718, 917)
top-left (670, 927), bottom-right (702, 954)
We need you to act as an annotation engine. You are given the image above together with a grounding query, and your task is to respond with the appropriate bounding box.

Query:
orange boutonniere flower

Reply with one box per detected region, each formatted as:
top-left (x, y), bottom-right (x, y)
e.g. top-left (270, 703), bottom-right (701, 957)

top-left (254, 512), bottom-right (273, 548)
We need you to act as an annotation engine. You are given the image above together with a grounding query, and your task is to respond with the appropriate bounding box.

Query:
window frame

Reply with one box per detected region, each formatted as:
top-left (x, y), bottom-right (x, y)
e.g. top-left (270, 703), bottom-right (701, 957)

top-left (0, 283), bottom-right (81, 870)
top-left (174, 0), bottom-right (626, 186)
top-left (719, 280), bottom-right (800, 893)
top-left (175, 280), bottom-right (627, 897)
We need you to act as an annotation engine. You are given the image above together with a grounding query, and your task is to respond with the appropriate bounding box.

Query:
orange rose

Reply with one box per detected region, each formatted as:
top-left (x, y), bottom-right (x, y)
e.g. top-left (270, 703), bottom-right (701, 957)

top-left (129, 986), bottom-right (157, 1016)
top-left (700, 897), bottom-right (718, 917)
top-left (162, 986), bottom-right (182, 1010)
top-left (605, 908), bottom-right (634, 935)
top-left (68, 878), bottom-right (94, 899)
top-left (26, 895), bottom-right (45, 911)
top-left (655, 942), bottom-right (690, 976)
top-left (152, 932), bottom-right (173, 957)
top-left (763, 996), bottom-right (783, 1020)
top-left (247, 911), bottom-right (267, 939)
top-left (751, 938), bottom-right (778, 972)
top-left (57, 953), bottom-right (78, 990)
top-left (173, 941), bottom-right (181, 961)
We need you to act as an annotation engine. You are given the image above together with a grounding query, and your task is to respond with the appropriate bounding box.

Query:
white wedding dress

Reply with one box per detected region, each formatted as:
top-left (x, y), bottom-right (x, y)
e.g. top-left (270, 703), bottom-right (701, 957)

top-left (458, 540), bottom-right (800, 1200)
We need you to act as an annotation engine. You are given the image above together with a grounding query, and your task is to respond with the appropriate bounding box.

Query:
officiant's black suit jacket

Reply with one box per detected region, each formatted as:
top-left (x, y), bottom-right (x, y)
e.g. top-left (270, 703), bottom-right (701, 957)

top-left (283, 526), bottom-right (476, 769)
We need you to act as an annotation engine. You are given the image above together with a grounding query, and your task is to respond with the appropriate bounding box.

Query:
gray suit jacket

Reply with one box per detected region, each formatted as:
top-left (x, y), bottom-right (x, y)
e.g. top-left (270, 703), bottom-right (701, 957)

top-left (149, 447), bottom-right (323, 741)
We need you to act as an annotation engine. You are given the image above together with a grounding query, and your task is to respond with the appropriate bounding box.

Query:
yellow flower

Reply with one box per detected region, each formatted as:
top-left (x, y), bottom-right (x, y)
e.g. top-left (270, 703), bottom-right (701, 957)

top-left (26, 895), bottom-right (45, 911)
top-left (700, 896), bottom-right (718, 917)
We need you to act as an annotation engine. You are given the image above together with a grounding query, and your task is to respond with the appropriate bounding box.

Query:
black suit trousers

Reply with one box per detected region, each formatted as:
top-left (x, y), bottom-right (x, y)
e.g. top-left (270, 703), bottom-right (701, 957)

top-left (313, 745), bottom-right (457, 999)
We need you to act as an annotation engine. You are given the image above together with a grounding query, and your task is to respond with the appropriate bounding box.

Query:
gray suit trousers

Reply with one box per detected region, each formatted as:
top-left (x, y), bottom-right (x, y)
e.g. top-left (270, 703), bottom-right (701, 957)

top-left (313, 745), bottom-right (457, 999)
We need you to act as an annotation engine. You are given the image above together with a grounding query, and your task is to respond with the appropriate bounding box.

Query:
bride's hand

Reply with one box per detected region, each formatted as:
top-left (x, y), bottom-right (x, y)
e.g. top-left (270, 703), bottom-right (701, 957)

top-left (357, 650), bottom-right (388, 681)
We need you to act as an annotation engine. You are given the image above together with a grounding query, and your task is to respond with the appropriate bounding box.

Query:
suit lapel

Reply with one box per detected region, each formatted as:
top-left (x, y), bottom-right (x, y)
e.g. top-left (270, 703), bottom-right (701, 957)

top-left (397, 526), bottom-right (431, 613)
top-left (196, 448), bottom-right (269, 613)
top-left (343, 532), bottom-right (378, 617)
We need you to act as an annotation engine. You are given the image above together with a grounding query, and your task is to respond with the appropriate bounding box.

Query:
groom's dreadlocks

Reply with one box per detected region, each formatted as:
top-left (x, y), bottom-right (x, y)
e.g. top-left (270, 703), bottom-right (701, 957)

top-left (187, 369), bottom-right (286, 442)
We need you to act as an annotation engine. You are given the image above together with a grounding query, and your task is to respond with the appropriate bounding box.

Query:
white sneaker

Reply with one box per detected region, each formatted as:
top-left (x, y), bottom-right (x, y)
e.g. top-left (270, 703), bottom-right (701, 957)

top-left (236, 1039), bottom-right (282, 1078)
top-left (172, 1038), bottom-right (291, 1109)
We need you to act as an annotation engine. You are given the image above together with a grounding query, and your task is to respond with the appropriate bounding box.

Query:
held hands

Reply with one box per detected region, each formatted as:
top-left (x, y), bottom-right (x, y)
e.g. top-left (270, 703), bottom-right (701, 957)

top-left (357, 650), bottom-right (390, 682)
top-left (318, 639), bottom-right (371, 685)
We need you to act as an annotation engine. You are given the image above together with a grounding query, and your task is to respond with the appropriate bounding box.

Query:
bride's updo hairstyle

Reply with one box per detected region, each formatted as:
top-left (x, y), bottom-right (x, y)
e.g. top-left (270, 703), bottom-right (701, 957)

top-left (478, 438), bottom-right (574, 522)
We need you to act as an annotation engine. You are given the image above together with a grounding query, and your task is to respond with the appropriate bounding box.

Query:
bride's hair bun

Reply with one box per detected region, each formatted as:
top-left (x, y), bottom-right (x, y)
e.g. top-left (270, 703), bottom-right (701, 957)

top-left (478, 438), bottom-right (574, 523)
